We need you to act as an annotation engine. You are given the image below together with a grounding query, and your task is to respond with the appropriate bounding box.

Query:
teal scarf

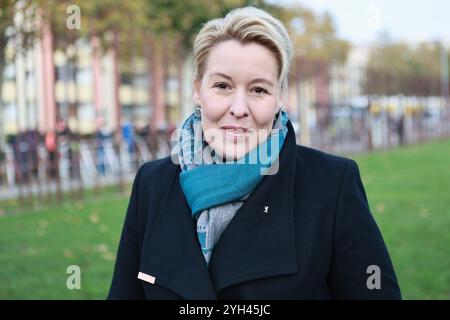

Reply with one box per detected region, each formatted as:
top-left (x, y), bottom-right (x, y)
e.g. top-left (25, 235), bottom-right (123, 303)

top-left (178, 110), bottom-right (289, 216)
top-left (177, 109), bottom-right (289, 264)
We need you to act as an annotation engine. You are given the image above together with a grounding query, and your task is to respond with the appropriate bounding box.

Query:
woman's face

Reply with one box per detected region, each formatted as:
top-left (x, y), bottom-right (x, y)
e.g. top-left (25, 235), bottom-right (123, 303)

top-left (193, 39), bottom-right (281, 161)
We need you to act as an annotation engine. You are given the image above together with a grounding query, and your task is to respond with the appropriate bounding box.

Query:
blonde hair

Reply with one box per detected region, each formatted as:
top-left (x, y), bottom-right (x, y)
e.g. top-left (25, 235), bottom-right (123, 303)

top-left (192, 6), bottom-right (294, 96)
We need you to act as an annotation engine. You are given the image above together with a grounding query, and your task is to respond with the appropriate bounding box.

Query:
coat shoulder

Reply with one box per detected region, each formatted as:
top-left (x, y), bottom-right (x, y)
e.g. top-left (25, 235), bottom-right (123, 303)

top-left (138, 155), bottom-right (178, 187)
top-left (295, 144), bottom-right (352, 173)
top-left (131, 156), bottom-right (178, 234)
top-left (293, 144), bottom-right (358, 197)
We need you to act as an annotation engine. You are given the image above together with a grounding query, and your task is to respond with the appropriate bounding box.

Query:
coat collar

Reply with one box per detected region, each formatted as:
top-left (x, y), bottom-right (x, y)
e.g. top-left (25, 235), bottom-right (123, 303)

top-left (140, 120), bottom-right (298, 299)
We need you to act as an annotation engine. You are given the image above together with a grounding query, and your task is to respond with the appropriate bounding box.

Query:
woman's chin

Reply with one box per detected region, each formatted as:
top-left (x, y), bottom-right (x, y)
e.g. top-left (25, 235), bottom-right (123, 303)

top-left (217, 144), bottom-right (257, 162)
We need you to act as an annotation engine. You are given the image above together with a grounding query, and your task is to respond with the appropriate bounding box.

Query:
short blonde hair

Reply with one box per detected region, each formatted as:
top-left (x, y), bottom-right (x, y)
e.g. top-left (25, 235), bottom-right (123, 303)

top-left (192, 6), bottom-right (294, 96)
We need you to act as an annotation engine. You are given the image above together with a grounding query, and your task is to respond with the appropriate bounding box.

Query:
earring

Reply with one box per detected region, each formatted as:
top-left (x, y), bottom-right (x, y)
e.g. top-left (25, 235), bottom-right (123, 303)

top-left (272, 107), bottom-right (282, 124)
top-left (194, 106), bottom-right (201, 118)
top-left (275, 107), bottom-right (282, 119)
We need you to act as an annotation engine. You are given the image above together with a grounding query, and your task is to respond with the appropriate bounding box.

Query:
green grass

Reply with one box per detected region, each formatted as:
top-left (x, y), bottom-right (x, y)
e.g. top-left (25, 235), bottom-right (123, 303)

top-left (0, 187), bottom-right (130, 299)
top-left (352, 138), bottom-right (450, 300)
top-left (0, 138), bottom-right (449, 299)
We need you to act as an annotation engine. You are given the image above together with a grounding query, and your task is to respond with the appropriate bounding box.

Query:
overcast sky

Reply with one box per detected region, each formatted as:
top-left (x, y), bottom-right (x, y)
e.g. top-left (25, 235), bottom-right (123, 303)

top-left (272, 0), bottom-right (450, 45)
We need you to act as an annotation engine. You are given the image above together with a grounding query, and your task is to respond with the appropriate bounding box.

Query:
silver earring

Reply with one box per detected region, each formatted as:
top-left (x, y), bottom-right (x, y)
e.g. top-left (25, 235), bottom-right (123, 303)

top-left (194, 106), bottom-right (201, 118)
top-left (275, 107), bottom-right (282, 118)
top-left (273, 107), bottom-right (282, 123)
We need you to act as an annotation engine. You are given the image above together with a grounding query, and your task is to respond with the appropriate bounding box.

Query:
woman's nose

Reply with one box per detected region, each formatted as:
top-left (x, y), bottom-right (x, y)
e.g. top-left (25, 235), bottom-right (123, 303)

top-left (229, 92), bottom-right (249, 117)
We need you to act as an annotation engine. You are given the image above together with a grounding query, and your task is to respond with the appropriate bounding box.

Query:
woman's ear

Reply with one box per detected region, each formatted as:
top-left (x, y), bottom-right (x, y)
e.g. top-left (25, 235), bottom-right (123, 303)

top-left (193, 77), bottom-right (201, 106)
top-left (277, 90), bottom-right (288, 111)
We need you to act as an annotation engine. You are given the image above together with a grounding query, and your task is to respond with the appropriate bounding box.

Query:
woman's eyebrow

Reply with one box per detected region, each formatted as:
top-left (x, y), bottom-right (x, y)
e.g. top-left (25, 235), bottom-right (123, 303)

top-left (208, 72), bottom-right (273, 87)
top-left (248, 78), bottom-right (274, 87)
top-left (208, 72), bottom-right (232, 81)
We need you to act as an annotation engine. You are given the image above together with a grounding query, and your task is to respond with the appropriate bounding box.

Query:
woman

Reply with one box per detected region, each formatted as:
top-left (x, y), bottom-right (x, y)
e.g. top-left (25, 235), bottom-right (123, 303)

top-left (108, 6), bottom-right (401, 300)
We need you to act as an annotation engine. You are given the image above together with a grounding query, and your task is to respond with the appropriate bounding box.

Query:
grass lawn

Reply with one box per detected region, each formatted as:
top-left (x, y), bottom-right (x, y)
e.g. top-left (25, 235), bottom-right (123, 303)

top-left (0, 186), bottom-right (130, 299)
top-left (352, 138), bottom-right (450, 299)
top-left (0, 138), bottom-right (449, 299)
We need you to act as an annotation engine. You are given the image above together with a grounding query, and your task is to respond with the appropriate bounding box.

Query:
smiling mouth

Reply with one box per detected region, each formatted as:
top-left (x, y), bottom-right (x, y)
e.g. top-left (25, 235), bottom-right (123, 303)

top-left (223, 129), bottom-right (247, 137)
top-left (221, 126), bottom-right (249, 136)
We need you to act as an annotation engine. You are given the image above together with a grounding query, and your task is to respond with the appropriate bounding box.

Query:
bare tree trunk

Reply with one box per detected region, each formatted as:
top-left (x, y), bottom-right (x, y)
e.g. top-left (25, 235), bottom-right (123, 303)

top-left (296, 57), bottom-right (310, 146)
top-left (112, 31), bottom-right (124, 193)
top-left (146, 33), bottom-right (164, 157)
top-left (67, 46), bottom-right (84, 200)
top-left (0, 39), bottom-right (7, 191)
top-left (176, 38), bottom-right (184, 125)
top-left (162, 33), bottom-right (169, 128)
top-left (44, 27), bottom-right (62, 204)
top-left (0, 39), bottom-right (6, 155)
top-left (91, 35), bottom-right (102, 195)
top-left (152, 35), bottom-right (166, 150)
top-left (13, 52), bottom-right (25, 205)
top-left (24, 52), bottom-right (34, 206)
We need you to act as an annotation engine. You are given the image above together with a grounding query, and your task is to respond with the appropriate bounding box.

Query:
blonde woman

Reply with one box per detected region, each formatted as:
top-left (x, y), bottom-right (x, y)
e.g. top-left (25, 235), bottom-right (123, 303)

top-left (108, 6), bottom-right (401, 300)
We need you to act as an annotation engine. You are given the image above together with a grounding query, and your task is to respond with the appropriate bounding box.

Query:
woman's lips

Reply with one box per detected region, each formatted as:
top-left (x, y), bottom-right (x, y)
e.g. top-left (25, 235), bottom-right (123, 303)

top-left (221, 126), bottom-right (249, 136)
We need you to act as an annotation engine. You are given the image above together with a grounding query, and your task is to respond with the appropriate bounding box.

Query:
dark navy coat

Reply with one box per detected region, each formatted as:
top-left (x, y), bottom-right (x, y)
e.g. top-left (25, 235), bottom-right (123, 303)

top-left (107, 120), bottom-right (401, 300)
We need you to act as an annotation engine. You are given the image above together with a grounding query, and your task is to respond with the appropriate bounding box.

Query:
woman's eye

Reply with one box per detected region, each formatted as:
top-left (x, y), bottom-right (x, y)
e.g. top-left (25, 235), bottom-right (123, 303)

top-left (252, 87), bottom-right (268, 95)
top-left (214, 82), bottom-right (230, 90)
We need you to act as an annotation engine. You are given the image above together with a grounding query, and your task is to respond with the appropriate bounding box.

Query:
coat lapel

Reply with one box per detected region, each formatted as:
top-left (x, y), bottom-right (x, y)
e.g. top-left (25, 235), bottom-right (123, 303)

top-left (139, 164), bottom-right (218, 299)
top-left (140, 120), bottom-right (298, 298)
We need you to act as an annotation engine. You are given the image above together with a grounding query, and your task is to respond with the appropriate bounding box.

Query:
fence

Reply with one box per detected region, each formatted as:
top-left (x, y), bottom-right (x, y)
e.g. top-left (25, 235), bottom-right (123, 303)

top-left (0, 130), bottom-right (171, 202)
top-left (305, 95), bottom-right (450, 155)
top-left (1, 96), bottom-right (449, 202)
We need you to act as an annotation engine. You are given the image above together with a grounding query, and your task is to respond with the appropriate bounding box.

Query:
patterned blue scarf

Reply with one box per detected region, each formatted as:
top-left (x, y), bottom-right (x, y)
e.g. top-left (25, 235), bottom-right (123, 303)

top-left (177, 109), bottom-right (289, 265)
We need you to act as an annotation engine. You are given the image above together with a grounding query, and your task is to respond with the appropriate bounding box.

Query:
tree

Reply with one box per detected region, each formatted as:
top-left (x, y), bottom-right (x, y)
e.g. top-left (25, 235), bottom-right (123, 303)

top-left (366, 41), bottom-right (449, 96)
top-left (0, 0), bottom-right (35, 148)
top-left (262, 2), bottom-right (350, 136)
